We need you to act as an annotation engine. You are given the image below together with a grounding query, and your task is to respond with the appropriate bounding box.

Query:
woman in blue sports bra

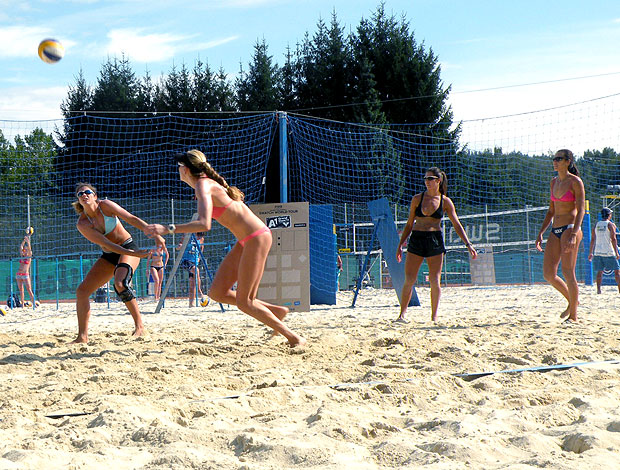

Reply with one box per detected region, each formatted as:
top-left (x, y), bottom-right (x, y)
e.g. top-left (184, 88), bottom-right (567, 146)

top-left (394, 167), bottom-right (477, 323)
top-left (535, 149), bottom-right (585, 323)
top-left (71, 182), bottom-right (165, 343)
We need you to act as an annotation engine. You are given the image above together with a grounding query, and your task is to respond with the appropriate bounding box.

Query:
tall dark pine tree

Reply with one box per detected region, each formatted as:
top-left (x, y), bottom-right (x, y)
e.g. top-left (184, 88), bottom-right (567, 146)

top-left (214, 67), bottom-right (235, 112)
top-left (354, 4), bottom-right (454, 127)
top-left (154, 63), bottom-right (193, 114)
top-left (56, 69), bottom-right (94, 194)
top-left (279, 45), bottom-right (297, 111)
top-left (294, 13), bottom-right (351, 121)
top-left (90, 55), bottom-right (139, 114)
top-left (136, 70), bottom-right (156, 115)
top-left (236, 39), bottom-right (281, 111)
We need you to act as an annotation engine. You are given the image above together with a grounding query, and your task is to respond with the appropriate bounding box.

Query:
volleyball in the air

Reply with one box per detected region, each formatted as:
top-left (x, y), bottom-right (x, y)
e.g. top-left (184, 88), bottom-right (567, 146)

top-left (38, 38), bottom-right (64, 64)
top-left (26, 226), bottom-right (34, 236)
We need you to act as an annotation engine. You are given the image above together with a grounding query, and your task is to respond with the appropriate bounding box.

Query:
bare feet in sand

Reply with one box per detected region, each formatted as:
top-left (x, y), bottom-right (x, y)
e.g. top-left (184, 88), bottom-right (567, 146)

top-left (290, 336), bottom-right (307, 348)
top-left (560, 300), bottom-right (579, 319)
top-left (133, 326), bottom-right (145, 338)
top-left (70, 335), bottom-right (88, 344)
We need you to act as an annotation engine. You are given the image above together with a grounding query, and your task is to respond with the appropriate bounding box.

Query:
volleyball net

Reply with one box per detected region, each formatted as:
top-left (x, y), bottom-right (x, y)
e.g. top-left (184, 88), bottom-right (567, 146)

top-left (0, 114), bottom-right (277, 303)
top-left (1, 93), bottom-right (620, 302)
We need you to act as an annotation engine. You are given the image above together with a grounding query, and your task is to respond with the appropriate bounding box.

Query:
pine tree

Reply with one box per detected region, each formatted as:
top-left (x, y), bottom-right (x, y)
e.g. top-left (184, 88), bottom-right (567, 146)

top-left (236, 39), bottom-right (281, 111)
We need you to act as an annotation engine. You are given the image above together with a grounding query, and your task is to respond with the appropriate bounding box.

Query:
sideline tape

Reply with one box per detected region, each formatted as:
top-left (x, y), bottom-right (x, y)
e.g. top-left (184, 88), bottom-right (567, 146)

top-left (454, 359), bottom-right (620, 382)
top-left (45, 411), bottom-right (94, 419)
top-left (194, 360), bottom-right (620, 400)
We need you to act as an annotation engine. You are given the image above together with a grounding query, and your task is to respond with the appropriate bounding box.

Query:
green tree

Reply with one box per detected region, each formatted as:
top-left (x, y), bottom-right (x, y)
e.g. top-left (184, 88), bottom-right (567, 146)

top-left (354, 4), bottom-right (453, 127)
top-left (136, 70), bottom-right (156, 114)
top-left (60, 68), bottom-right (93, 118)
top-left (154, 63), bottom-right (194, 113)
top-left (91, 55), bottom-right (139, 114)
top-left (294, 13), bottom-right (352, 120)
top-left (214, 67), bottom-right (235, 112)
top-left (1, 129), bottom-right (55, 189)
top-left (236, 39), bottom-right (281, 111)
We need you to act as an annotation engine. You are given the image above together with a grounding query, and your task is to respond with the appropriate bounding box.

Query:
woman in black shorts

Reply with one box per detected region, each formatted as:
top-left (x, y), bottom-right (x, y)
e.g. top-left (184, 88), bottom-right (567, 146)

top-left (394, 167), bottom-right (477, 322)
top-left (71, 182), bottom-right (165, 343)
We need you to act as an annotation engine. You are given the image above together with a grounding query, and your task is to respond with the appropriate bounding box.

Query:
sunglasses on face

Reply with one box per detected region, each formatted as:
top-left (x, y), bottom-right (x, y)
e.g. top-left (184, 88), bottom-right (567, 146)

top-left (423, 176), bottom-right (439, 181)
top-left (552, 156), bottom-right (567, 162)
top-left (77, 189), bottom-right (94, 197)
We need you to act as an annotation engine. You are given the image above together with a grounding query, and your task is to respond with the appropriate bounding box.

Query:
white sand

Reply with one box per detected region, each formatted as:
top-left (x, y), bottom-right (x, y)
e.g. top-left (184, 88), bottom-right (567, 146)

top-left (1, 284), bottom-right (620, 469)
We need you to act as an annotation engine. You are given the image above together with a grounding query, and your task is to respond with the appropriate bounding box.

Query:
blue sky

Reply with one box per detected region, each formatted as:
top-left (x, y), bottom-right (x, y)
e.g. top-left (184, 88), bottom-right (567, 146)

top-left (2, 0), bottom-right (620, 152)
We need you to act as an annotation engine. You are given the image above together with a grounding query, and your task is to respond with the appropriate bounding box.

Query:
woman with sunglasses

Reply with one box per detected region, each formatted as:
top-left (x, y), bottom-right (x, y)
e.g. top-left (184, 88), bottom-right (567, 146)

top-left (535, 149), bottom-right (585, 323)
top-left (144, 150), bottom-right (306, 348)
top-left (394, 167), bottom-right (477, 323)
top-left (71, 183), bottom-right (165, 343)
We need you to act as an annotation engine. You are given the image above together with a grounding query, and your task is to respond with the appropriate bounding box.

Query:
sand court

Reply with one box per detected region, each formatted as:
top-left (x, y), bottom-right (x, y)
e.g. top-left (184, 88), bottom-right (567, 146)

top-left (1, 285), bottom-right (620, 469)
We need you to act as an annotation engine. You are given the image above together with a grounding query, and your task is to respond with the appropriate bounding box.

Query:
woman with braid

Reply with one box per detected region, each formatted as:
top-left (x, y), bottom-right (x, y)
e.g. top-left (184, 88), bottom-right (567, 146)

top-left (145, 150), bottom-right (306, 348)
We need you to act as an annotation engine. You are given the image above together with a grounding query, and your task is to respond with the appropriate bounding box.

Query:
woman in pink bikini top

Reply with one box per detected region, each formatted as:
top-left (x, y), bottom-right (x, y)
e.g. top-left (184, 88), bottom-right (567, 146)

top-left (145, 149), bottom-right (306, 348)
top-left (535, 149), bottom-right (585, 323)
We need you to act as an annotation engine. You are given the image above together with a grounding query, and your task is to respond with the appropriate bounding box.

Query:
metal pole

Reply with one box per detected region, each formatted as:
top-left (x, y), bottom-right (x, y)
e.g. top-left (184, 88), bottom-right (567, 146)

top-left (442, 217), bottom-right (447, 287)
top-left (171, 198), bottom-right (177, 298)
top-left (32, 258), bottom-right (36, 310)
top-left (344, 203), bottom-right (348, 250)
top-left (485, 204), bottom-right (489, 244)
top-left (583, 200), bottom-right (593, 285)
top-left (56, 257), bottom-right (60, 310)
top-left (194, 237), bottom-right (199, 307)
top-left (27, 194), bottom-right (31, 229)
top-left (525, 205), bottom-right (532, 284)
top-left (279, 111), bottom-right (288, 203)
top-left (9, 259), bottom-right (14, 307)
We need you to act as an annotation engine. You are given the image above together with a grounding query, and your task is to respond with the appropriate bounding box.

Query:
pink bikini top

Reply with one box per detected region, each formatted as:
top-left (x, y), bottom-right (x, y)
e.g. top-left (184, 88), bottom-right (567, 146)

top-left (550, 189), bottom-right (575, 202)
top-left (211, 200), bottom-right (233, 220)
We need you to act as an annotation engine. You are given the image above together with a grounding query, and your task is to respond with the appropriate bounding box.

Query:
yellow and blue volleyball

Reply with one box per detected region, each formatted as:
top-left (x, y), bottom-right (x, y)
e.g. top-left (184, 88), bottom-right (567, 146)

top-left (26, 226), bottom-right (34, 236)
top-left (38, 38), bottom-right (64, 64)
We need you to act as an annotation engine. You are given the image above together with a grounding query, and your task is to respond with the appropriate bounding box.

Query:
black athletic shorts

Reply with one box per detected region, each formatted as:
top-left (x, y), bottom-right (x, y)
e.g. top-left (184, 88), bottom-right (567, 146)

top-left (100, 238), bottom-right (139, 266)
top-left (407, 230), bottom-right (446, 258)
top-left (180, 259), bottom-right (197, 278)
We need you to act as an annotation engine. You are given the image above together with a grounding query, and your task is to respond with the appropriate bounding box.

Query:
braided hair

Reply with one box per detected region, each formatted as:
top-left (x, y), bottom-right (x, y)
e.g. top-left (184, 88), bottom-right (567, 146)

top-left (176, 150), bottom-right (245, 201)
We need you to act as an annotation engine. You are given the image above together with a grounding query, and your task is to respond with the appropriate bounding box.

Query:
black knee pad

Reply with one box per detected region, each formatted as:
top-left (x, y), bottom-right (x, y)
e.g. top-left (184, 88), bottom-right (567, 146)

top-left (114, 262), bottom-right (136, 302)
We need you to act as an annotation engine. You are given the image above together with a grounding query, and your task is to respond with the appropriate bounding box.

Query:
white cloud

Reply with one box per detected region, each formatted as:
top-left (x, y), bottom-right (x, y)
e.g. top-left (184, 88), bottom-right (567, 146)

top-left (104, 28), bottom-right (238, 63)
top-left (0, 26), bottom-right (50, 58)
top-left (105, 29), bottom-right (188, 62)
top-left (0, 86), bottom-right (65, 143)
top-left (186, 36), bottom-right (240, 53)
top-left (0, 26), bottom-right (76, 60)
